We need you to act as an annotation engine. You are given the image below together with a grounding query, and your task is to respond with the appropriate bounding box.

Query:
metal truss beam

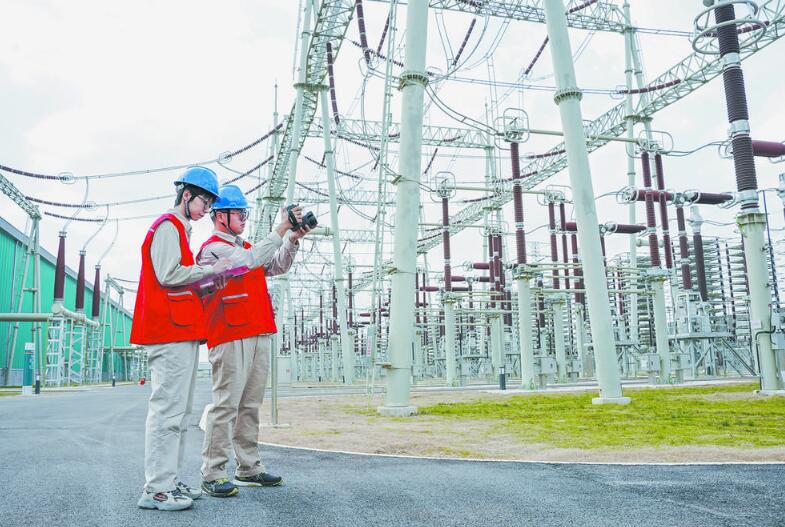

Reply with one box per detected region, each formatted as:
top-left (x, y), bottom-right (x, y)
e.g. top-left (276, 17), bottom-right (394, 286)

top-left (310, 118), bottom-right (490, 149)
top-left (293, 185), bottom-right (394, 207)
top-left (417, 3), bottom-right (785, 255)
top-left (256, 0), bottom-right (356, 239)
top-left (368, 0), bottom-right (626, 33)
top-left (0, 171), bottom-right (41, 219)
top-left (350, 3), bottom-right (785, 291)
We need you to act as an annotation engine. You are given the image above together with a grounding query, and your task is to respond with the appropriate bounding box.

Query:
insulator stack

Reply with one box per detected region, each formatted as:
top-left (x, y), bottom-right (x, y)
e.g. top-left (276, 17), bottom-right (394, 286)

top-left (452, 18), bottom-right (477, 67)
top-left (319, 292), bottom-right (324, 336)
top-left (325, 42), bottom-right (340, 124)
top-left (714, 239), bottom-right (730, 324)
top-left (725, 244), bottom-right (736, 333)
top-left (498, 237), bottom-right (511, 326)
top-left (493, 234), bottom-right (503, 306)
top-left (714, 4), bottom-right (759, 208)
top-left (442, 197), bottom-right (452, 292)
top-left (332, 285), bottom-right (338, 333)
top-left (571, 234), bottom-right (584, 304)
top-left (676, 206), bottom-right (693, 290)
top-left (609, 224), bottom-right (646, 235)
top-left (641, 152), bottom-right (661, 268)
top-left (54, 233), bottom-right (66, 301)
top-left (548, 201), bottom-right (559, 288)
top-left (91, 265), bottom-right (101, 319)
top-left (752, 140), bottom-right (785, 158)
top-left (376, 12), bottom-right (390, 55)
top-left (75, 250), bottom-right (86, 312)
top-left (559, 203), bottom-right (570, 290)
top-left (415, 272), bottom-right (421, 324)
top-left (510, 142), bottom-right (527, 265)
top-left (654, 154), bottom-right (673, 269)
top-left (355, 0), bottom-right (371, 65)
top-left (537, 278), bottom-right (546, 332)
top-left (524, 37), bottom-right (549, 76)
top-left (690, 211), bottom-right (709, 301)
top-left (488, 234), bottom-right (496, 308)
top-left (631, 189), bottom-right (675, 202)
top-left (348, 269), bottom-right (354, 327)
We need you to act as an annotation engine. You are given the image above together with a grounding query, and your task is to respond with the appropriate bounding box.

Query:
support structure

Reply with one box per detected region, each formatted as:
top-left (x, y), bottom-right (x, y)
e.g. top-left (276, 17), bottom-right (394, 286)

top-left (378, 0), bottom-right (429, 416)
top-left (543, 0), bottom-right (627, 404)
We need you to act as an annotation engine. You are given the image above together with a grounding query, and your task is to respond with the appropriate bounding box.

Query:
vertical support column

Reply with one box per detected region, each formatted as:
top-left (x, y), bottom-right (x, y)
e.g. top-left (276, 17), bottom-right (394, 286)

top-left (379, 0), bottom-right (429, 416)
top-left (708, 2), bottom-right (780, 392)
top-left (285, 0), bottom-right (314, 204)
top-left (510, 142), bottom-right (536, 389)
top-left (543, 0), bottom-right (627, 404)
top-left (649, 272), bottom-right (671, 382)
top-left (622, 0), bottom-right (639, 345)
top-left (441, 196), bottom-right (458, 386)
top-left (320, 88), bottom-right (355, 384)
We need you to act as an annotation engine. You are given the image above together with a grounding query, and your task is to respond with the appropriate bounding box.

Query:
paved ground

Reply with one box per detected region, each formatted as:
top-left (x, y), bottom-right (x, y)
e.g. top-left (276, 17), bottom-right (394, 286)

top-left (0, 380), bottom-right (783, 527)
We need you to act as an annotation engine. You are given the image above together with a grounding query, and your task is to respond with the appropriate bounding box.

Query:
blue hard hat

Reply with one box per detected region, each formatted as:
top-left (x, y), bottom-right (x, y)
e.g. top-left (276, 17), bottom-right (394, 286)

top-left (213, 184), bottom-right (249, 210)
top-left (174, 166), bottom-right (219, 197)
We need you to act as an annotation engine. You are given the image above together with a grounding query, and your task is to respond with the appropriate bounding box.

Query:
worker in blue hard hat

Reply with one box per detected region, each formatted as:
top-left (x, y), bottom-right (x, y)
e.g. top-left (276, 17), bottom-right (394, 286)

top-left (196, 184), bottom-right (311, 498)
top-left (131, 166), bottom-right (233, 511)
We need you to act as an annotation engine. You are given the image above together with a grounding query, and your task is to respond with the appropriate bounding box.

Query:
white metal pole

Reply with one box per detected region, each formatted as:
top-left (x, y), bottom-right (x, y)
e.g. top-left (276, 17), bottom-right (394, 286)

top-left (649, 270), bottom-right (671, 383)
top-left (543, 0), bottom-right (628, 404)
top-left (516, 271), bottom-right (536, 389)
top-left (320, 89), bottom-right (355, 384)
top-left (739, 212), bottom-right (780, 392)
top-left (552, 296), bottom-right (567, 382)
top-left (622, 1), bottom-right (639, 345)
top-left (378, 0), bottom-right (429, 416)
top-left (285, 0), bottom-right (313, 204)
top-left (443, 297), bottom-right (458, 386)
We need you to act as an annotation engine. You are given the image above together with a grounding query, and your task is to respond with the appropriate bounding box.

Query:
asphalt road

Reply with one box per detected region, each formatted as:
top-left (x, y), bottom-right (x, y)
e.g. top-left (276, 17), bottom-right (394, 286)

top-left (0, 380), bottom-right (783, 527)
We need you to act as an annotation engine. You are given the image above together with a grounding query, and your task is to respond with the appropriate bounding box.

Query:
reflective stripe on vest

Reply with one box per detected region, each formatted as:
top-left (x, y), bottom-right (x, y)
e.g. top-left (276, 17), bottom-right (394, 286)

top-left (130, 213), bottom-right (207, 345)
top-left (197, 235), bottom-right (277, 348)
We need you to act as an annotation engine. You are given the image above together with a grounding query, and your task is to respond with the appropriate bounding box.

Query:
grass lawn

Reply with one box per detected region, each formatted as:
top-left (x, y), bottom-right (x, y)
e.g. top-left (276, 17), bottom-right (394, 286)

top-left (418, 383), bottom-right (785, 449)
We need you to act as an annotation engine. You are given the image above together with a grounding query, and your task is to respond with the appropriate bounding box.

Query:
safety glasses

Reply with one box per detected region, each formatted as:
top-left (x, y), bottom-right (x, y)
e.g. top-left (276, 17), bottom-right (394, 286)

top-left (228, 209), bottom-right (250, 221)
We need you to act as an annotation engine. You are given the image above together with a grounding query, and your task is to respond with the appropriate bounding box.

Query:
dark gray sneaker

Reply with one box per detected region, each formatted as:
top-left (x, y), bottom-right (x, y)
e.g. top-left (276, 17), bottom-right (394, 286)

top-left (176, 480), bottom-right (202, 500)
top-left (233, 472), bottom-right (283, 487)
top-left (201, 478), bottom-right (239, 498)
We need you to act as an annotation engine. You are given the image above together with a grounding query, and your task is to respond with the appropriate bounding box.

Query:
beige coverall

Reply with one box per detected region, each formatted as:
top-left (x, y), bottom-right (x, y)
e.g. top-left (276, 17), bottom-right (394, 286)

top-left (198, 229), bottom-right (298, 481)
top-left (143, 209), bottom-right (213, 493)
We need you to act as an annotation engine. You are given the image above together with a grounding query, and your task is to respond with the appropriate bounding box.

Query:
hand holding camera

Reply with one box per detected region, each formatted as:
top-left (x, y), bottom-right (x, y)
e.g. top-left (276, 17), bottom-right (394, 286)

top-left (279, 204), bottom-right (317, 240)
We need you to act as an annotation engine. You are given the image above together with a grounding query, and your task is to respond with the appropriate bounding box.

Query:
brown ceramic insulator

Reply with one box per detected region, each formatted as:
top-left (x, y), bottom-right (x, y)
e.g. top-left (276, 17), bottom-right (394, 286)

top-left (548, 202), bottom-right (559, 289)
top-left (559, 203), bottom-right (570, 290)
top-left (641, 152), bottom-right (661, 268)
top-left (91, 265), bottom-right (101, 319)
top-left (75, 251), bottom-right (86, 311)
top-left (676, 206), bottom-right (693, 290)
top-left (654, 154), bottom-right (673, 269)
top-left (54, 234), bottom-right (66, 301)
top-left (510, 142), bottom-right (527, 265)
top-left (442, 197), bottom-right (452, 292)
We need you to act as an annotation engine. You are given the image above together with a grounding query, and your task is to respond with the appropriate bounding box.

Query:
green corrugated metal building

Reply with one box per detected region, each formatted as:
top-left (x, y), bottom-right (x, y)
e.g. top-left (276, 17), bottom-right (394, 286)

top-left (0, 216), bottom-right (134, 386)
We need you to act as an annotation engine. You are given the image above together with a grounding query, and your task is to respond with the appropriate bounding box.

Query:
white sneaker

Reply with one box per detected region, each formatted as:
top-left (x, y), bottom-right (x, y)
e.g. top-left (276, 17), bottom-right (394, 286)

top-left (176, 480), bottom-right (203, 500)
top-left (137, 489), bottom-right (193, 511)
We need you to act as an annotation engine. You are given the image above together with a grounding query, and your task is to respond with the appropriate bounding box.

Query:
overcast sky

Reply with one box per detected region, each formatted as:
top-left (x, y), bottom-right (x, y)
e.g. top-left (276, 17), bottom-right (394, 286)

top-left (1, 0), bottom-right (784, 314)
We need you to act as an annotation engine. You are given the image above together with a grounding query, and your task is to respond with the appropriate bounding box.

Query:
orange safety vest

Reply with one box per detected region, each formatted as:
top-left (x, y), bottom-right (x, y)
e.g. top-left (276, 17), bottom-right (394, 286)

top-left (130, 214), bottom-right (207, 345)
top-left (197, 235), bottom-right (277, 348)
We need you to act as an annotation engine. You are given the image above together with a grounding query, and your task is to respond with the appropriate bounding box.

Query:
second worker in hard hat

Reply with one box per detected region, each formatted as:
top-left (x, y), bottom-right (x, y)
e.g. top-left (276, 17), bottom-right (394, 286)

top-left (197, 184), bottom-right (310, 498)
top-left (131, 166), bottom-right (233, 511)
